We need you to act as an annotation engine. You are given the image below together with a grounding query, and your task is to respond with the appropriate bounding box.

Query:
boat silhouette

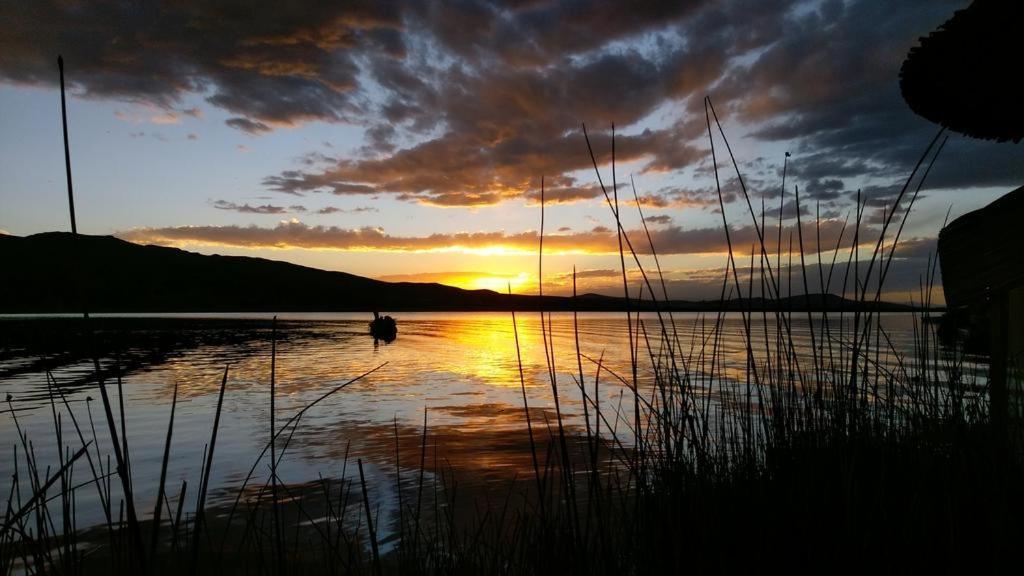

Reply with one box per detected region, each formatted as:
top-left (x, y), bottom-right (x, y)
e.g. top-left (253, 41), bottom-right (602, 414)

top-left (369, 311), bottom-right (397, 342)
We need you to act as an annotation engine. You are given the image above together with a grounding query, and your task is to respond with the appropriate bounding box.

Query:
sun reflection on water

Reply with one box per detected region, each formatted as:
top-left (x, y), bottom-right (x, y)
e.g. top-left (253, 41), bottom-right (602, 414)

top-left (0, 312), bottom-right (948, 532)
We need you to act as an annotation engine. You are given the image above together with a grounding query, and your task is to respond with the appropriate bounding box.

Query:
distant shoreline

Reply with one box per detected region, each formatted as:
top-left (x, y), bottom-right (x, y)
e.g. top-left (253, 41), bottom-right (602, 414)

top-left (3, 231), bottom-right (928, 315)
top-left (1, 305), bottom-right (937, 316)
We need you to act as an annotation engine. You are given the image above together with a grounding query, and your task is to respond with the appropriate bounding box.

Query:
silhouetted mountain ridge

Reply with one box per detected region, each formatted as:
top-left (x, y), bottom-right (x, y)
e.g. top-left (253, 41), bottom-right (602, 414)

top-left (0, 232), bottom-right (916, 313)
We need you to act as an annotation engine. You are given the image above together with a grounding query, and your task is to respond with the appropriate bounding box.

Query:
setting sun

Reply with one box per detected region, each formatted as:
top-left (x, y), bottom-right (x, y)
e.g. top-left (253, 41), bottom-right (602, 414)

top-left (468, 271), bottom-right (532, 293)
top-left (2, 1), bottom-right (1021, 573)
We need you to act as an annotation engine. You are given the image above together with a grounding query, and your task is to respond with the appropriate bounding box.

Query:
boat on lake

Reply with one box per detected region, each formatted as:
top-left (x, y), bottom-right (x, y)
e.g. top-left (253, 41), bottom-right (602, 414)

top-left (369, 311), bottom-right (397, 342)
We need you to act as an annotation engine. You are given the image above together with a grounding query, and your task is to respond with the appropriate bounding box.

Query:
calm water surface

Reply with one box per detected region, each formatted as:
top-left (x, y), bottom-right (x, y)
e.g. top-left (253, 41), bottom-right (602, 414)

top-left (0, 312), bottom-right (985, 533)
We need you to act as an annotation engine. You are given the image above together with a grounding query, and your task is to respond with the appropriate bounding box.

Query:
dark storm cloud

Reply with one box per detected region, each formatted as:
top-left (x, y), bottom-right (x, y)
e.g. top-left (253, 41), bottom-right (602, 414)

top-left (269, 123), bottom-right (704, 206)
top-left (0, 0), bottom-right (400, 126)
top-left (272, 1), bottom-right (1015, 208)
top-left (719, 0), bottom-right (1024, 198)
top-left (410, 0), bottom-right (708, 67)
top-left (5, 0), bottom-right (1021, 211)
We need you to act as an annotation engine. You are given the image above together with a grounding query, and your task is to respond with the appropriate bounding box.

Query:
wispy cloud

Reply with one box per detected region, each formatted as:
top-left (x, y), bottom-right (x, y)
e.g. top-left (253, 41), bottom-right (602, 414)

top-left (226, 117), bottom-right (272, 135)
top-left (316, 206), bottom-right (379, 215)
top-left (149, 113), bottom-right (180, 125)
top-left (117, 217), bottom-right (870, 257)
top-left (644, 214), bottom-right (673, 226)
top-left (211, 200), bottom-right (291, 214)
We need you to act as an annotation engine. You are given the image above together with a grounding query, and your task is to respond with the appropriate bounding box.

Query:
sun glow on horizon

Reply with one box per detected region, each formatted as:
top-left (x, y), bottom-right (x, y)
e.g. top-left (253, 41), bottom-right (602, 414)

top-left (467, 271), bottom-right (532, 293)
top-left (378, 270), bottom-right (536, 294)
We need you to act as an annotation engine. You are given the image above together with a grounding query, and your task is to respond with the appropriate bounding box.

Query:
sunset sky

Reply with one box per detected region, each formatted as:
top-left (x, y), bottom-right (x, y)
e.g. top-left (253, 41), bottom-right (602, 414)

top-left (2, 0), bottom-right (1021, 301)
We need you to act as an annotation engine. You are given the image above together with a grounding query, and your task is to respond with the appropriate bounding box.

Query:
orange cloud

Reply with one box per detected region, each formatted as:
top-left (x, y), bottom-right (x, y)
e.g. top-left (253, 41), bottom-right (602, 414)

top-left (149, 113), bottom-right (180, 125)
top-left (117, 217), bottom-right (862, 257)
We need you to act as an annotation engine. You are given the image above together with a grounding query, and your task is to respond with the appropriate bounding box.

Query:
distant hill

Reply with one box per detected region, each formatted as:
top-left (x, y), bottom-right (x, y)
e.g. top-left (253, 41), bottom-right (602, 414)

top-left (0, 232), bottom-right (916, 313)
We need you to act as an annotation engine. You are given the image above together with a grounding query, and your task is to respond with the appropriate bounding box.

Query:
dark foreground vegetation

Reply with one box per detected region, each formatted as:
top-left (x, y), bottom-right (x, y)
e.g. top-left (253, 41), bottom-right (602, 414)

top-left (2, 103), bottom-right (1021, 575)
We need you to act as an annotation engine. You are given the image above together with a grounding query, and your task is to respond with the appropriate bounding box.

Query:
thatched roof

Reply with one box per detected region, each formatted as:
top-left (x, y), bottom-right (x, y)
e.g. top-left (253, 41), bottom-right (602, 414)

top-left (938, 185), bottom-right (1024, 308)
top-left (900, 1), bottom-right (1023, 143)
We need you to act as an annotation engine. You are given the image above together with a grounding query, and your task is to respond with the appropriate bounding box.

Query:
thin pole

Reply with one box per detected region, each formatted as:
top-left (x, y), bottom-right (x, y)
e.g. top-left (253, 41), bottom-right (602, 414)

top-left (58, 54), bottom-right (147, 572)
top-left (58, 56), bottom-right (78, 236)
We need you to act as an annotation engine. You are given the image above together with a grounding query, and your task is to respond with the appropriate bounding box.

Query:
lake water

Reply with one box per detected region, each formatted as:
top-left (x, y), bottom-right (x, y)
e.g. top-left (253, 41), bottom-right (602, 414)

top-left (0, 311), bottom-right (986, 535)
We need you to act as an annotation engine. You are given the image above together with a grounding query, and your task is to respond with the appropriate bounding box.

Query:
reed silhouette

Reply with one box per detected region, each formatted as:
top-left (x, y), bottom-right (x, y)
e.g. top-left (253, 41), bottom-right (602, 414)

top-left (2, 37), bottom-right (1022, 576)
